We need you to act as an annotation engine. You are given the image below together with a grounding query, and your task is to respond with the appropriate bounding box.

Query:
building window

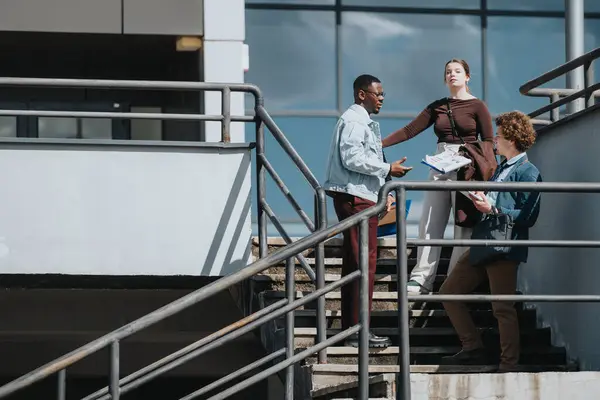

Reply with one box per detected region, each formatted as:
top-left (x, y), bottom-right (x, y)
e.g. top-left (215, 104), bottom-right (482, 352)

top-left (341, 12), bottom-right (482, 114)
top-left (487, 17), bottom-right (565, 116)
top-left (245, 9), bottom-right (336, 111)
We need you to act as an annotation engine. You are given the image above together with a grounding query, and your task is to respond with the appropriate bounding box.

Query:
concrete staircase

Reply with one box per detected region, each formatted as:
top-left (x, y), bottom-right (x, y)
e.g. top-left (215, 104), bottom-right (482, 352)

top-left (250, 237), bottom-right (578, 399)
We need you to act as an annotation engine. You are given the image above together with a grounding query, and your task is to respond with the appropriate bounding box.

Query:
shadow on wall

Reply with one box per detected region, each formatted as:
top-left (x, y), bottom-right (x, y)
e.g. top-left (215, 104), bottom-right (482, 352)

top-left (520, 107), bottom-right (600, 370)
top-left (201, 153), bottom-right (252, 276)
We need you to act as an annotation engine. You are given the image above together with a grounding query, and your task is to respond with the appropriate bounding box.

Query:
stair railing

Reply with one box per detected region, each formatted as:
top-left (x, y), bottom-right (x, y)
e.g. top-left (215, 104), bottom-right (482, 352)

top-left (520, 46), bottom-right (600, 122)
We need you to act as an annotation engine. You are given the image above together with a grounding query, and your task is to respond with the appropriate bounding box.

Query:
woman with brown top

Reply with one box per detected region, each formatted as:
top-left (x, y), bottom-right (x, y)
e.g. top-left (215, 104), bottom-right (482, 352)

top-left (382, 59), bottom-right (494, 294)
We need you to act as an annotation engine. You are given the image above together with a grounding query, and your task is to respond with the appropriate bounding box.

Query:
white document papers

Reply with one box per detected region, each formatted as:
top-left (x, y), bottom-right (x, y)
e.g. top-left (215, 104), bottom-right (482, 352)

top-left (421, 148), bottom-right (472, 174)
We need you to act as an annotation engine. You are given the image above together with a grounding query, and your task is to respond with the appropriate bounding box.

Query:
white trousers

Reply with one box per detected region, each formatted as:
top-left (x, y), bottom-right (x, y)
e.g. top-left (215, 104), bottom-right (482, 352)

top-left (409, 143), bottom-right (472, 289)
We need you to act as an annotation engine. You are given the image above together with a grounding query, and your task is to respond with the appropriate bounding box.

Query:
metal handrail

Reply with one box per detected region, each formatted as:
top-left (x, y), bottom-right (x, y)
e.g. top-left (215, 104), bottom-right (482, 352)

top-left (520, 46), bottom-right (600, 121)
top-left (0, 77), bottom-right (329, 358)
top-left (4, 180), bottom-right (600, 400)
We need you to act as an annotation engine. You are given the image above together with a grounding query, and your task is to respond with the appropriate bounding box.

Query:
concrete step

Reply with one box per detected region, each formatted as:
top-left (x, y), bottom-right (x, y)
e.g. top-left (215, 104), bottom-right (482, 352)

top-left (293, 327), bottom-right (553, 348)
top-left (300, 344), bottom-right (566, 366)
top-left (255, 273), bottom-right (447, 293)
top-left (259, 257), bottom-right (452, 277)
top-left (262, 290), bottom-right (519, 311)
top-left (308, 365), bottom-right (584, 399)
top-left (311, 373), bottom-right (395, 400)
top-left (252, 237), bottom-right (426, 259)
top-left (292, 309), bottom-right (538, 329)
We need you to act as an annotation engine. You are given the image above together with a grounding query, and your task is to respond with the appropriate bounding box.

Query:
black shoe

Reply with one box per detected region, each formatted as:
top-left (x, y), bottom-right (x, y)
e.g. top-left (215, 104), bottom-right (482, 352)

top-left (440, 348), bottom-right (487, 365)
top-left (344, 331), bottom-right (392, 348)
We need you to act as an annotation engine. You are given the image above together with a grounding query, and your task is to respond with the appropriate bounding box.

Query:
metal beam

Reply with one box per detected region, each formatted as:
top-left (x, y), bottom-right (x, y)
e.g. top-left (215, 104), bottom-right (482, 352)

top-left (566, 0), bottom-right (586, 113)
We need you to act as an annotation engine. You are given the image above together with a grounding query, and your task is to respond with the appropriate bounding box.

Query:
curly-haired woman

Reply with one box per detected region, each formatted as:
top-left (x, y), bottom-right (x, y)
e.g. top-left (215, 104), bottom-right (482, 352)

top-left (439, 110), bottom-right (542, 373)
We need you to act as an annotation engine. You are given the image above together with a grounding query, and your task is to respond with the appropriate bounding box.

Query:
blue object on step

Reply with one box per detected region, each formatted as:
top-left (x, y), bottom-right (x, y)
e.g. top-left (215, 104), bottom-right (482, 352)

top-left (377, 200), bottom-right (412, 237)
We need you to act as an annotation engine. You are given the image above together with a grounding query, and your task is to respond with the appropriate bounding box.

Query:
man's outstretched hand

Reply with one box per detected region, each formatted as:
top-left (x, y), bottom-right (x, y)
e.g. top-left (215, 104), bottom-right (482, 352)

top-left (389, 157), bottom-right (413, 178)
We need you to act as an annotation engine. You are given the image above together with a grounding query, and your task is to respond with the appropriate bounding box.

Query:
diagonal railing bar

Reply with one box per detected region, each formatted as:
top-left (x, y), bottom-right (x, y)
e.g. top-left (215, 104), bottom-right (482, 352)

top-left (207, 326), bottom-right (361, 400)
top-left (86, 272), bottom-right (360, 400)
top-left (260, 199), bottom-right (317, 281)
top-left (259, 153), bottom-right (315, 232)
top-left (80, 299), bottom-right (288, 400)
top-left (179, 348), bottom-right (287, 400)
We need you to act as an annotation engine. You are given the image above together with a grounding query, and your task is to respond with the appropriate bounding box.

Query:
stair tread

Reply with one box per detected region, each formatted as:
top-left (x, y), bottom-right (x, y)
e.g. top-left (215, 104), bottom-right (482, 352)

top-left (318, 345), bottom-right (565, 355)
top-left (294, 326), bottom-right (549, 336)
top-left (310, 363), bottom-right (575, 374)
top-left (264, 290), bottom-right (508, 300)
top-left (294, 309), bottom-right (531, 318)
top-left (256, 273), bottom-right (445, 283)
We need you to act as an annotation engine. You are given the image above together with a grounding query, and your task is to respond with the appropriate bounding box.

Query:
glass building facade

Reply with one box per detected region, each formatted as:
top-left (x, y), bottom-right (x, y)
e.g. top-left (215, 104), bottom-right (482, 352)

top-left (246, 0), bottom-right (600, 236)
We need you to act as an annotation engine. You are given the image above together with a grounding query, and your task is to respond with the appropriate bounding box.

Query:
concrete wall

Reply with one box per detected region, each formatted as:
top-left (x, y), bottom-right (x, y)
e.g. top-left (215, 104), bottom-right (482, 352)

top-left (0, 139), bottom-right (252, 276)
top-left (520, 105), bottom-right (600, 370)
top-left (0, 0), bottom-right (203, 35)
top-left (203, 0), bottom-right (246, 143)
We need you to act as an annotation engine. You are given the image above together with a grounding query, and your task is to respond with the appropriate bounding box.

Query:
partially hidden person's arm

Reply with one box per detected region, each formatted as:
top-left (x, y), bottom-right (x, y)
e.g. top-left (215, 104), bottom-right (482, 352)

top-left (339, 121), bottom-right (390, 178)
top-left (381, 107), bottom-right (434, 148)
top-left (496, 169), bottom-right (542, 227)
top-left (476, 101), bottom-right (494, 142)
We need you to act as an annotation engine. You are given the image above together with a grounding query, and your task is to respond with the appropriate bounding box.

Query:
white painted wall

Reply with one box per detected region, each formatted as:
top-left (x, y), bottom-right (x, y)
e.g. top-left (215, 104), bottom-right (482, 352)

top-left (0, 140), bottom-right (252, 276)
top-left (203, 0), bottom-right (246, 143)
top-left (520, 106), bottom-right (600, 370)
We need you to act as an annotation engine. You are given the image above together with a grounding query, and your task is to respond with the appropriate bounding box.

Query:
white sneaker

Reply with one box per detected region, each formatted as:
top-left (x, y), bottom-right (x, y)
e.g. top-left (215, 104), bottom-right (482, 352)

top-left (407, 280), bottom-right (431, 294)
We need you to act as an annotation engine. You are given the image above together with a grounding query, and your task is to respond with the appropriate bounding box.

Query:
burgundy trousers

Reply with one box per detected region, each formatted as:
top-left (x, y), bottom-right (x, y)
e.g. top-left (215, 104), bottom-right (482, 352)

top-left (332, 193), bottom-right (379, 330)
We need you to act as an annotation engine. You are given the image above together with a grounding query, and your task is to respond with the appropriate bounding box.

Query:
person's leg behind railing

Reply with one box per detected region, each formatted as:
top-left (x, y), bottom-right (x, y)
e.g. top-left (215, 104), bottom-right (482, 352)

top-left (439, 250), bottom-right (487, 364)
top-left (486, 259), bottom-right (520, 371)
top-left (407, 169), bottom-right (452, 294)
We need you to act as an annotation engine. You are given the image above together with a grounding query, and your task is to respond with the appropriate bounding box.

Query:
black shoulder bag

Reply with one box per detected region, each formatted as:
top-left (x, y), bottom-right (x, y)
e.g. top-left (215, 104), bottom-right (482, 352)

top-left (469, 212), bottom-right (514, 267)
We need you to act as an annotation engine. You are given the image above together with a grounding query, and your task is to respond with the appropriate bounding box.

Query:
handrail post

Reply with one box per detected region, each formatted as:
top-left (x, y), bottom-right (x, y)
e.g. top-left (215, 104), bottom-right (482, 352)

top-left (585, 60), bottom-right (595, 108)
top-left (110, 341), bottom-right (120, 400)
top-left (566, 0), bottom-right (585, 114)
top-left (395, 188), bottom-right (411, 400)
top-left (285, 257), bottom-right (295, 400)
top-left (57, 370), bottom-right (66, 400)
top-left (221, 87), bottom-right (231, 143)
top-left (550, 93), bottom-right (560, 122)
top-left (315, 193), bottom-right (327, 364)
top-left (358, 218), bottom-right (370, 400)
top-left (255, 115), bottom-right (267, 258)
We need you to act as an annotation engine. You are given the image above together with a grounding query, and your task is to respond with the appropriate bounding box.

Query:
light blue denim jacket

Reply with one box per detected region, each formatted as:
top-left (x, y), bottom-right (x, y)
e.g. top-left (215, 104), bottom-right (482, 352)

top-left (324, 104), bottom-right (391, 202)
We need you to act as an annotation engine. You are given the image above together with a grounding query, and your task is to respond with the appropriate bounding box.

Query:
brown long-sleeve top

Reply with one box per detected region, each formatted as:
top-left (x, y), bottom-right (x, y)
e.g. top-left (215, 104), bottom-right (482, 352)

top-left (383, 97), bottom-right (494, 147)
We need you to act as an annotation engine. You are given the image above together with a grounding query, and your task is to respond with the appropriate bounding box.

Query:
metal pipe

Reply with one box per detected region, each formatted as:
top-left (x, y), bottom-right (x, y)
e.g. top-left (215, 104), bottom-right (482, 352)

top-left (585, 60), bottom-right (595, 108)
top-left (82, 300), bottom-right (287, 400)
top-left (358, 219), bottom-right (369, 400)
top-left (315, 194), bottom-right (327, 364)
top-left (207, 326), bottom-right (362, 400)
top-left (285, 257), bottom-right (295, 400)
top-left (565, 0), bottom-right (585, 114)
top-left (178, 349), bottom-right (287, 400)
top-left (255, 106), bottom-right (321, 189)
top-left (519, 47), bottom-right (600, 95)
top-left (221, 88), bottom-right (231, 143)
top-left (255, 117), bottom-right (268, 259)
top-left (0, 109), bottom-right (253, 122)
top-left (410, 294), bottom-right (600, 302)
top-left (526, 80), bottom-right (600, 118)
top-left (57, 370), bottom-right (66, 400)
top-left (408, 239), bottom-right (600, 247)
top-left (0, 77), bottom-right (263, 101)
top-left (396, 189), bottom-right (411, 400)
top-left (259, 154), bottom-right (315, 232)
top-left (261, 200), bottom-right (317, 281)
top-left (95, 272), bottom-right (359, 400)
top-left (550, 93), bottom-right (560, 122)
top-left (110, 341), bottom-right (120, 400)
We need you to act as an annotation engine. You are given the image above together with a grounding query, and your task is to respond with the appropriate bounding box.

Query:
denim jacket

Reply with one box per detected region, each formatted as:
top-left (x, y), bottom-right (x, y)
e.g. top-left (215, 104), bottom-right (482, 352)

top-left (488, 154), bottom-right (542, 263)
top-left (324, 105), bottom-right (391, 202)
